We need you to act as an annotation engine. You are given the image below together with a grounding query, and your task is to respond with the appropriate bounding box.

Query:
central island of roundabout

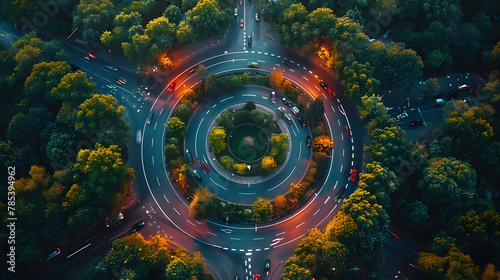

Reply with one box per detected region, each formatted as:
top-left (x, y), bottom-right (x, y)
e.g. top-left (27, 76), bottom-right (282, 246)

top-left (163, 77), bottom-right (336, 224)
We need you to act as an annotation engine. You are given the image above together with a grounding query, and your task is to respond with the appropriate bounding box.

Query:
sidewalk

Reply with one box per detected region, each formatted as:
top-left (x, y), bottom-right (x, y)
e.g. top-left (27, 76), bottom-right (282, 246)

top-left (260, 16), bottom-right (279, 42)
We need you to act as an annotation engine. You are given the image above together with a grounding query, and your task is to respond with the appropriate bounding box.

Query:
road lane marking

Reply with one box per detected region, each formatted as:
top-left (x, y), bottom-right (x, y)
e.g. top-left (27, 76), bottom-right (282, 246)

top-left (343, 149), bottom-right (345, 156)
top-left (152, 156), bottom-right (154, 165)
top-left (337, 119), bottom-right (341, 125)
top-left (296, 222), bottom-right (305, 228)
top-left (206, 110), bottom-right (210, 114)
top-left (242, 94), bottom-right (256, 96)
top-left (268, 166), bottom-right (296, 191)
top-left (163, 194), bottom-right (169, 203)
top-left (156, 177), bottom-right (160, 185)
top-left (230, 237), bottom-right (241, 240)
top-left (313, 209), bottom-right (320, 216)
top-left (210, 178), bottom-right (228, 190)
top-left (159, 108), bottom-right (163, 115)
top-left (276, 231), bottom-right (286, 236)
top-left (340, 164), bottom-right (343, 171)
top-left (67, 243), bottom-right (92, 259)
top-left (257, 60), bottom-right (265, 63)
top-left (253, 237), bottom-right (263, 240)
top-left (221, 96), bottom-right (234, 103)
top-left (264, 52), bottom-right (268, 55)
top-left (239, 192), bottom-right (255, 195)
top-left (154, 122), bottom-right (157, 130)
top-left (302, 76), bottom-right (309, 81)
top-left (324, 196), bottom-right (330, 204)
top-left (151, 138), bottom-right (154, 147)
top-left (173, 207), bottom-right (180, 215)
top-left (187, 220), bottom-right (196, 227)
top-left (207, 231), bottom-right (217, 236)
top-left (352, 153), bottom-right (354, 158)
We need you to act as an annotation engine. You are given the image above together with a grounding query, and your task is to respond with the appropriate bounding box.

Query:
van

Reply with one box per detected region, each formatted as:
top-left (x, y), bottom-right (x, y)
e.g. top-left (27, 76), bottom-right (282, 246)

top-left (105, 212), bottom-right (124, 227)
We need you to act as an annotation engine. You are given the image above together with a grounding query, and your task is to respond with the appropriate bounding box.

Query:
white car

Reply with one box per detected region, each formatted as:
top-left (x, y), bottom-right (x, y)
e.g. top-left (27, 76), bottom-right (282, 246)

top-left (278, 107), bottom-right (285, 112)
top-left (291, 106), bottom-right (300, 115)
top-left (234, 8), bottom-right (238, 17)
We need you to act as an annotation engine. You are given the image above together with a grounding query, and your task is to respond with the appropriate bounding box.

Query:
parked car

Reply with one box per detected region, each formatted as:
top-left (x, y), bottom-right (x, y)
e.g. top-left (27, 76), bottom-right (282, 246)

top-left (458, 84), bottom-right (470, 90)
top-left (410, 119), bottom-right (423, 126)
top-left (282, 97), bottom-right (292, 106)
top-left (130, 221), bottom-right (145, 233)
top-left (186, 149), bottom-right (194, 165)
top-left (434, 98), bottom-right (445, 105)
top-left (350, 169), bottom-right (358, 182)
top-left (291, 106), bottom-right (300, 115)
top-left (167, 81), bottom-right (176, 92)
top-left (193, 170), bottom-right (202, 181)
top-left (383, 29), bottom-right (392, 39)
top-left (277, 106), bottom-right (285, 113)
top-left (305, 136), bottom-right (311, 147)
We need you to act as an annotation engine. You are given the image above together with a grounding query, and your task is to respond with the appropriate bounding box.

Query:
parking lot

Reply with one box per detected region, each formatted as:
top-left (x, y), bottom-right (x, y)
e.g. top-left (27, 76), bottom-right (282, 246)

top-left (381, 72), bottom-right (483, 141)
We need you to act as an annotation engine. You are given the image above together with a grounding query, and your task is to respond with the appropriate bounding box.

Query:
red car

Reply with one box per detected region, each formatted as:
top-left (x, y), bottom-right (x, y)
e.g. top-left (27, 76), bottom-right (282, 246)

top-left (201, 159), bottom-right (211, 172)
top-left (345, 126), bottom-right (350, 137)
top-left (87, 52), bottom-right (97, 59)
top-left (326, 86), bottom-right (335, 97)
top-left (167, 81), bottom-right (176, 92)
top-left (350, 169), bottom-right (358, 182)
top-left (240, 19), bottom-right (244, 27)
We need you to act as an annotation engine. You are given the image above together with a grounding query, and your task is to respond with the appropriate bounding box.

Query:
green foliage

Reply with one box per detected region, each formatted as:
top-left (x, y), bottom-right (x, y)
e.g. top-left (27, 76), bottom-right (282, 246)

top-left (216, 108), bottom-right (235, 131)
top-left (189, 188), bottom-right (218, 220)
top-left (243, 101), bottom-right (256, 111)
top-left (304, 97), bottom-right (324, 126)
top-left (167, 117), bottom-right (187, 138)
top-left (163, 5), bottom-right (183, 24)
top-left (241, 72), bottom-right (249, 85)
top-left (357, 94), bottom-right (385, 119)
top-left (252, 197), bottom-right (273, 222)
top-left (165, 144), bottom-right (180, 159)
top-left (405, 200), bottom-right (428, 228)
top-left (73, 0), bottom-right (117, 42)
top-left (342, 61), bottom-right (379, 99)
top-left (233, 163), bottom-right (247, 175)
top-left (209, 126), bottom-right (226, 153)
top-left (185, 0), bottom-right (230, 39)
top-left (174, 103), bottom-right (192, 124)
top-left (220, 156), bottom-right (234, 171)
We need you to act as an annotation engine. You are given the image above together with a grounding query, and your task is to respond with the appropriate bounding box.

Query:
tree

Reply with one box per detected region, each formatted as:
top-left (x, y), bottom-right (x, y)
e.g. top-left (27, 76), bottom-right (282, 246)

top-left (233, 163), bottom-right (247, 175)
top-left (163, 5), bottom-right (183, 25)
top-left (252, 197), bottom-right (273, 222)
top-left (220, 156), bottom-right (234, 171)
top-left (176, 21), bottom-right (196, 45)
top-left (164, 251), bottom-right (207, 279)
top-left (418, 157), bottom-right (478, 222)
top-left (73, 0), bottom-right (116, 42)
top-left (51, 70), bottom-right (96, 106)
top-left (165, 144), bottom-right (180, 159)
top-left (357, 94), bottom-right (386, 119)
top-left (241, 72), bottom-right (249, 85)
top-left (261, 156), bottom-right (277, 171)
top-left (216, 108), bottom-right (234, 131)
top-left (280, 262), bottom-right (313, 280)
top-left (444, 106), bottom-right (494, 152)
top-left (243, 101), bottom-right (256, 111)
top-left (205, 73), bottom-right (218, 97)
top-left (269, 70), bottom-right (286, 88)
top-left (209, 126), bottom-right (226, 153)
top-left (24, 61), bottom-right (71, 108)
top-left (167, 117), bottom-right (187, 138)
top-left (418, 243), bottom-right (479, 280)
top-left (312, 135), bottom-right (333, 153)
top-left (273, 195), bottom-right (287, 214)
top-left (174, 104), bottom-right (192, 124)
top-left (358, 162), bottom-right (398, 208)
top-left (405, 200), bottom-right (428, 228)
top-left (185, 0), bottom-right (230, 38)
top-left (145, 16), bottom-right (176, 50)
top-left (305, 97), bottom-right (324, 126)
top-left (189, 188), bottom-right (218, 220)
top-left (342, 61), bottom-right (380, 99)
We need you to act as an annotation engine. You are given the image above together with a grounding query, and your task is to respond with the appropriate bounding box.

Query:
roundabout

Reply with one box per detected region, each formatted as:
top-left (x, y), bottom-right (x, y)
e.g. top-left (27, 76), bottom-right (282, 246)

top-left (227, 123), bottom-right (270, 164)
top-left (137, 24), bottom-right (365, 279)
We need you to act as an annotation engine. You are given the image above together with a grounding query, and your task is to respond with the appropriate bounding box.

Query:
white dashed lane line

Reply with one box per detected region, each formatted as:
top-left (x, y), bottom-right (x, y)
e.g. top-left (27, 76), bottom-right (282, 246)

top-left (313, 209), bottom-right (320, 216)
top-left (152, 156), bottom-right (154, 165)
top-left (173, 208), bottom-right (180, 215)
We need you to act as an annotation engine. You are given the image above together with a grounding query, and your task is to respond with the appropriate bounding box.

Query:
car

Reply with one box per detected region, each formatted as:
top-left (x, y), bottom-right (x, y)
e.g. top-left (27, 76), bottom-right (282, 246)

top-left (255, 13), bottom-right (260, 22)
top-left (282, 97), bottom-right (292, 106)
top-left (234, 8), bottom-right (238, 16)
top-left (297, 113), bottom-right (307, 127)
top-left (115, 77), bottom-right (127, 85)
top-left (270, 91), bottom-right (275, 100)
top-left (319, 81), bottom-right (328, 89)
top-left (186, 150), bottom-right (194, 165)
top-left (345, 125), bottom-right (350, 137)
top-left (130, 221), bottom-right (145, 233)
top-left (147, 111), bottom-right (154, 124)
top-left (335, 188), bottom-right (345, 200)
top-left (247, 36), bottom-right (252, 47)
top-left (84, 55), bottom-right (90, 60)
top-left (369, 38), bottom-right (377, 43)
top-left (410, 119), bottom-right (423, 126)
top-left (350, 169), bottom-right (358, 182)
top-left (326, 86), bottom-right (334, 97)
top-left (193, 170), bottom-right (202, 181)
top-left (247, 62), bottom-right (258, 68)
top-left (434, 98), bottom-right (445, 105)
top-left (240, 19), bottom-right (244, 27)
top-left (469, 87), bottom-right (477, 94)
top-left (305, 136), bottom-right (311, 147)
top-left (105, 212), bottom-right (124, 227)
top-left (167, 81), bottom-right (176, 92)
top-left (106, 65), bottom-right (117, 71)
top-left (264, 260), bottom-right (270, 275)
top-left (277, 106), bottom-right (285, 113)
top-left (281, 59), bottom-right (293, 67)
top-left (447, 90), bottom-right (459, 98)
top-left (87, 52), bottom-right (97, 59)
top-left (284, 113), bottom-right (293, 124)
top-left (458, 84), bottom-right (470, 90)
top-left (69, 64), bottom-right (81, 72)
top-left (291, 106), bottom-right (300, 115)
top-left (201, 159), bottom-right (211, 172)
top-left (46, 248), bottom-right (61, 261)
top-left (383, 29), bottom-right (392, 39)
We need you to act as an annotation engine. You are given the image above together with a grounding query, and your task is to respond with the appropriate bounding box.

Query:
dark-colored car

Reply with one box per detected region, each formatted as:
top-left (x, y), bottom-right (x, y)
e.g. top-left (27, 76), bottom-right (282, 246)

top-left (46, 248), bottom-right (61, 261)
top-left (193, 170), bottom-right (202, 181)
top-left (186, 150), bottom-right (194, 165)
top-left (247, 36), bottom-right (252, 47)
top-left (410, 119), bottom-right (423, 126)
top-left (131, 221), bottom-right (145, 233)
top-left (306, 136), bottom-right (311, 147)
top-left (447, 91), bottom-right (459, 98)
top-left (335, 188), bottom-right (345, 200)
top-left (105, 212), bottom-right (124, 227)
top-left (319, 81), bottom-right (335, 97)
top-left (282, 97), bottom-right (292, 106)
top-left (281, 59), bottom-right (292, 67)
top-left (264, 260), bottom-right (271, 275)
top-left (147, 111), bottom-right (154, 124)
top-left (167, 81), bottom-right (176, 92)
top-left (383, 29), bottom-right (392, 39)
top-left (350, 169), bottom-right (358, 182)
top-left (115, 77), bottom-right (127, 85)
top-left (297, 113), bottom-right (307, 127)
